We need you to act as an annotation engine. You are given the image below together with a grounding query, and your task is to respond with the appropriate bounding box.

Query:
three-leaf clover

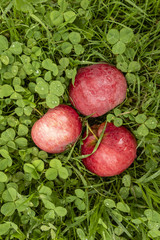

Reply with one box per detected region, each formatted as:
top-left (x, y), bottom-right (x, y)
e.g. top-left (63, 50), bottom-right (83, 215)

top-left (45, 159), bottom-right (69, 180)
top-left (107, 28), bottom-right (134, 55)
top-left (135, 114), bottom-right (158, 137)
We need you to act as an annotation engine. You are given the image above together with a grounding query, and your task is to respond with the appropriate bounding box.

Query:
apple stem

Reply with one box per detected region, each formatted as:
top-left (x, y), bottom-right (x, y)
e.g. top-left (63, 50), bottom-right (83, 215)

top-left (34, 108), bottom-right (43, 116)
top-left (86, 122), bottom-right (99, 141)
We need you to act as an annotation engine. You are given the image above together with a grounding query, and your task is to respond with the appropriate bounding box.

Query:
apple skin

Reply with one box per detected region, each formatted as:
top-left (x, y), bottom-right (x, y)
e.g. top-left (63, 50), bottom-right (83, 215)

top-left (69, 63), bottom-right (127, 117)
top-left (81, 122), bottom-right (137, 177)
top-left (31, 104), bottom-right (82, 154)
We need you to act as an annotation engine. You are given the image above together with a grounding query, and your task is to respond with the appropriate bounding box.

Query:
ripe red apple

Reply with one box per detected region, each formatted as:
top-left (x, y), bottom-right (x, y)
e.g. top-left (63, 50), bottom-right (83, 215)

top-left (31, 105), bottom-right (82, 154)
top-left (81, 122), bottom-right (137, 177)
top-left (69, 63), bottom-right (127, 117)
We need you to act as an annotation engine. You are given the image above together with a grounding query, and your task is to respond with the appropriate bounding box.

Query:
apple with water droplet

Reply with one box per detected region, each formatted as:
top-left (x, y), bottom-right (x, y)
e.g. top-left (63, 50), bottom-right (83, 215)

top-left (81, 122), bottom-right (137, 176)
top-left (31, 105), bottom-right (82, 153)
top-left (69, 63), bottom-right (127, 117)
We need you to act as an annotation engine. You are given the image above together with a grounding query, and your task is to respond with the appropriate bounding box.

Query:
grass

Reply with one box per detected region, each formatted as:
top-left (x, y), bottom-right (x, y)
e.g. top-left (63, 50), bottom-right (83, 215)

top-left (0, 0), bottom-right (160, 239)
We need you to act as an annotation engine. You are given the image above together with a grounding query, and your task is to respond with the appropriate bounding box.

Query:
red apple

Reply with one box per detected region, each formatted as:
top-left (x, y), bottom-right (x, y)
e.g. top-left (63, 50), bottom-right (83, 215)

top-left (81, 122), bottom-right (137, 177)
top-left (69, 63), bottom-right (127, 117)
top-left (31, 104), bottom-right (82, 153)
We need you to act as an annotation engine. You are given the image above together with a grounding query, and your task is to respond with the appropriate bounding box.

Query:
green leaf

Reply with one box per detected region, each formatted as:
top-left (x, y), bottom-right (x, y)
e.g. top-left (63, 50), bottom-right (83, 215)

top-left (15, 0), bottom-right (34, 12)
top-left (2, 187), bottom-right (17, 201)
top-left (69, 32), bottom-right (81, 44)
top-left (58, 0), bottom-right (68, 11)
top-left (0, 183), bottom-right (5, 194)
top-left (23, 63), bottom-right (34, 75)
top-left (148, 229), bottom-right (160, 238)
top-left (0, 85), bottom-right (14, 97)
top-left (9, 42), bottom-right (22, 55)
top-left (15, 107), bottom-right (23, 116)
top-left (7, 140), bottom-right (16, 149)
top-left (15, 197), bottom-right (30, 212)
top-left (0, 35), bottom-right (9, 52)
top-left (107, 114), bottom-right (115, 122)
top-left (61, 42), bottom-right (72, 54)
top-left (113, 108), bottom-right (121, 116)
top-left (77, 229), bottom-right (86, 240)
top-left (107, 29), bottom-right (119, 44)
top-left (128, 61), bottom-right (141, 72)
top-left (59, 57), bottom-right (69, 68)
top-left (145, 117), bottom-right (157, 129)
top-left (104, 199), bottom-right (116, 208)
top-left (75, 189), bottom-right (85, 199)
top-left (50, 11), bottom-right (64, 26)
top-left (12, 65), bottom-right (19, 76)
top-left (144, 209), bottom-right (160, 223)
top-left (42, 59), bottom-right (58, 75)
top-left (66, 195), bottom-right (77, 203)
top-left (67, 68), bottom-right (77, 85)
top-left (0, 149), bottom-right (11, 159)
top-left (1, 128), bottom-right (16, 141)
top-left (64, 11), bottom-right (76, 23)
top-left (23, 163), bottom-right (39, 179)
top-left (15, 137), bottom-right (28, 148)
top-left (80, 0), bottom-right (89, 10)
top-left (135, 114), bottom-right (147, 124)
top-left (42, 199), bottom-right (55, 210)
top-left (18, 124), bottom-right (28, 136)
top-left (32, 159), bottom-right (44, 172)
top-left (1, 202), bottom-right (16, 216)
top-left (1, 55), bottom-right (9, 65)
top-left (116, 62), bottom-right (128, 72)
top-left (137, 124), bottom-right (149, 136)
top-left (131, 185), bottom-right (143, 198)
top-left (50, 159), bottom-right (62, 169)
top-left (38, 185), bottom-right (52, 195)
top-left (14, 85), bottom-right (24, 93)
top-left (122, 174), bottom-right (131, 187)
top-left (58, 167), bottom-right (69, 179)
top-left (0, 159), bottom-right (9, 170)
top-left (45, 168), bottom-right (58, 180)
top-left (74, 44), bottom-right (84, 55)
top-left (35, 80), bottom-right (49, 95)
top-left (117, 202), bottom-right (130, 213)
top-left (75, 198), bottom-right (85, 211)
top-left (40, 225), bottom-right (50, 231)
top-left (112, 41), bottom-right (126, 55)
top-left (0, 222), bottom-right (10, 235)
top-left (38, 151), bottom-right (48, 160)
top-left (44, 71), bottom-right (52, 81)
top-left (23, 163), bottom-right (35, 173)
top-left (114, 226), bottom-right (124, 236)
top-left (120, 28), bottom-right (134, 43)
top-left (113, 117), bottom-right (123, 127)
top-left (119, 187), bottom-right (129, 199)
top-left (55, 206), bottom-right (67, 217)
top-left (49, 81), bottom-right (64, 96)
top-left (125, 73), bottom-right (137, 84)
top-left (3, 72), bottom-right (14, 80)
top-left (32, 46), bottom-right (41, 56)
top-left (44, 210), bottom-right (55, 220)
top-left (24, 106), bottom-right (33, 116)
top-left (46, 94), bottom-right (59, 108)
top-left (21, 55), bottom-right (31, 64)
top-left (125, 48), bottom-right (135, 61)
top-left (0, 172), bottom-right (8, 182)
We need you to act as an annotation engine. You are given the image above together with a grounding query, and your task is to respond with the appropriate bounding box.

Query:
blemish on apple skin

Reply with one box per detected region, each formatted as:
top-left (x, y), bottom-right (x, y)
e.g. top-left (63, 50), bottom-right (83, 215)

top-left (118, 138), bottom-right (124, 145)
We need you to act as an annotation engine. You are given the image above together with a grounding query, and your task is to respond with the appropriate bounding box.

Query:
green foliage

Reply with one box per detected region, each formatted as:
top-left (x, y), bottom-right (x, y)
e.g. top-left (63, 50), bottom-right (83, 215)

top-left (0, 0), bottom-right (159, 239)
